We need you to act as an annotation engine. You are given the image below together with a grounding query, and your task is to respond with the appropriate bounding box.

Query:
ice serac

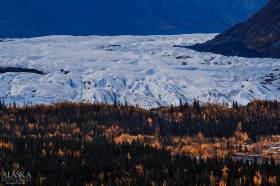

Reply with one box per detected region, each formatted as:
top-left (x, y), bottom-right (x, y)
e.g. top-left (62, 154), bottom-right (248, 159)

top-left (190, 0), bottom-right (280, 58)
top-left (0, 0), bottom-right (267, 38)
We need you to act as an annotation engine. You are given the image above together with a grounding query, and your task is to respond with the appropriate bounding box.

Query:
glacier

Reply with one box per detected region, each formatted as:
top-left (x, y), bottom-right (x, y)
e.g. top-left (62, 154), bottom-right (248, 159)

top-left (0, 34), bottom-right (279, 108)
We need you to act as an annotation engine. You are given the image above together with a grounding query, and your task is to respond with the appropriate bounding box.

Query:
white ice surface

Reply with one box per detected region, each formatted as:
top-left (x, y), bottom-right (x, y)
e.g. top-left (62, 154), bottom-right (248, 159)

top-left (0, 34), bottom-right (280, 108)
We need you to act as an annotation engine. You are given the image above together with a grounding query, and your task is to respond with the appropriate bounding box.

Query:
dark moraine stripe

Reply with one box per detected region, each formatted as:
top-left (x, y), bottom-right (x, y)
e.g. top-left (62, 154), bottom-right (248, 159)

top-left (0, 67), bottom-right (44, 75)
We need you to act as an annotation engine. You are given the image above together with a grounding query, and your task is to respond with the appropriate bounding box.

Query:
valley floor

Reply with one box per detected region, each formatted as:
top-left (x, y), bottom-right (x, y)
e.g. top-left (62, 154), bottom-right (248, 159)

top-left (0, 101), bottom-right (279, 185)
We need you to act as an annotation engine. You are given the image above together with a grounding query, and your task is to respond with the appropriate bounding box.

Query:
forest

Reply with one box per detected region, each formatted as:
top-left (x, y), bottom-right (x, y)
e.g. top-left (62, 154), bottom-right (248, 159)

top-left (0, 100), bottom-right (279, 185)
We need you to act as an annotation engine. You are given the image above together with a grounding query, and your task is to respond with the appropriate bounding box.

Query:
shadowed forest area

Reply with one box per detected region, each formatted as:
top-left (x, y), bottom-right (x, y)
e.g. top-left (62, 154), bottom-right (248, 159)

top-left (0, 100), bottom-right (279, 185)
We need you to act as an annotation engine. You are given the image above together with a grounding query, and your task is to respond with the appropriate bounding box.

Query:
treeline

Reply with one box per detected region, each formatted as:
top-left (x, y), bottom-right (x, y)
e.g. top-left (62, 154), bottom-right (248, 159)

top-left (1, 100), bottom-right (280, 139)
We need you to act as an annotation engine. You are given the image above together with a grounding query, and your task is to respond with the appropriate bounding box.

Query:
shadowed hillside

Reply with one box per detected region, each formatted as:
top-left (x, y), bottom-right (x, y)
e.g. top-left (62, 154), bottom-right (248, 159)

top-left (190, 0), bottom-right (280, 58)
top-left (0, 0), bottom-right (266, 38)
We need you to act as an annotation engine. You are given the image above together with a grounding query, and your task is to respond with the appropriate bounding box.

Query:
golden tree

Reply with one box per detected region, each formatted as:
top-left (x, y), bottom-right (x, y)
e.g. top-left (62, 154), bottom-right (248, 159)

top-left (253, 171), bottom-right (262, 186)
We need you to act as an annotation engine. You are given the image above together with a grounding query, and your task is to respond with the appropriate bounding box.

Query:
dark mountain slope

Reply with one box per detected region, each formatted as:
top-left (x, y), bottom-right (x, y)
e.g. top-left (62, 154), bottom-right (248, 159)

top-left (0, 0), bottom-right (266, 38)
top-left (190, 0), bottom-right (280, 58)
